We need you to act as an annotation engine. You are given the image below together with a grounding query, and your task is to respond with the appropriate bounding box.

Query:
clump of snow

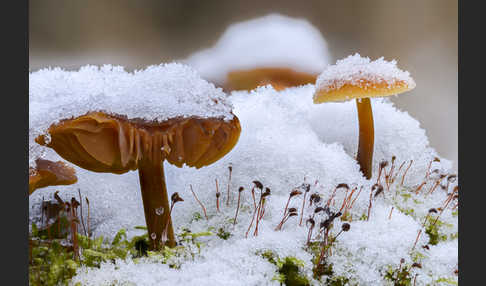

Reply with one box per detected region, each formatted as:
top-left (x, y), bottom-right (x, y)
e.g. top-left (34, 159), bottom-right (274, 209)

top-left (315, 53), bottom-right (416, 95)
top-left (29, 63), bottom-right (234, 168)
top-left (185, 13), bottom-right (331, 85)
top-left (29, 84), bottom-right (456, 285)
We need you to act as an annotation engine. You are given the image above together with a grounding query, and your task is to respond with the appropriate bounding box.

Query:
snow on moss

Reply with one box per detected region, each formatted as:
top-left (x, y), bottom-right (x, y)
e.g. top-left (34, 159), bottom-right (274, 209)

top-left (185, 13), bottom-right (331, 85)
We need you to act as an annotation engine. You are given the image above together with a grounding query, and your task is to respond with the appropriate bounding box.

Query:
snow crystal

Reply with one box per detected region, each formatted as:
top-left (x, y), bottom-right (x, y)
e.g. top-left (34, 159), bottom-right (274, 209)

top-left (185, 14), bottom-right (331, 85)
top-left (315, 53), bottom-right (416, 95)
top-left (29, 63), bottom-right (234, 168)
top-left (29, 84), bottom-right (456, 285)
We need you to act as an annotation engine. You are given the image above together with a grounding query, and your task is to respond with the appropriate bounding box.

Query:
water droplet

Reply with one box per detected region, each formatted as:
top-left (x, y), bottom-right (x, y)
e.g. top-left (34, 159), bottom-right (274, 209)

top-left (44, 133), bottom-right (52, 144)
top-left (151, 233), bottom-right (157, 240)
top-left (155, 207), bottom-right (164, 216)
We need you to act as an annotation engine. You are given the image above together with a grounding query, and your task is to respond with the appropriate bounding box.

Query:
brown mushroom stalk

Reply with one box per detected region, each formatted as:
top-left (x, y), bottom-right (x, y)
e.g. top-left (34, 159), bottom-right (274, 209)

top-left (36, 112), bottom-right (240, 249)
top-left (356, 98), bottom-right (375, 179)
top-left (313, 54), bottom-right (416, 180)
top-left (138, 156), bottom-right (175, 247)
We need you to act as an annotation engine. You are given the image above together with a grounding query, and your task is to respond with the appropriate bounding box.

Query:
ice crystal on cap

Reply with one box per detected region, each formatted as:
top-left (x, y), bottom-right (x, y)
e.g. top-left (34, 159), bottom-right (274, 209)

top-left (315, 53), bottom-right (416, 94)
top-left (29, 63), bottom-right (234, 167)
top-left (185, 13), bottom-right (330, 84)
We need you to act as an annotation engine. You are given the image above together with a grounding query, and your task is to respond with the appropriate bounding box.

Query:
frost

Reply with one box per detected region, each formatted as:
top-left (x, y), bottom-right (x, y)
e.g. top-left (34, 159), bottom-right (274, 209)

top-left (185, 13), bottom-right (331, 85)
top-left (29, 63), bottom-right (233, 168)
top-left (29, 84), bottom-right (456, 285)
top-left (315, 53), bottom-right (416, 94)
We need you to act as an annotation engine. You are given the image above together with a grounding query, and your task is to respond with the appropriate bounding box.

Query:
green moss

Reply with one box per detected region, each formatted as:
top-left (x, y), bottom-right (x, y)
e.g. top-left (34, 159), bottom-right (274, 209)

top-left (384, 264), bottom-right (412, 286)
top-left (216, 227), bottom-right (232, 240)
top-left (259, 250), bottom-right (310, 286)
top-left (434, 277), bottom-right (458, 285)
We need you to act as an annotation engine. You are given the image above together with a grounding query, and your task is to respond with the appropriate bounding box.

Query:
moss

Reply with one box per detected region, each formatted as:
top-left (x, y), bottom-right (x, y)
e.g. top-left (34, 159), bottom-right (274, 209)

top-left (384, 264), bottom-right (412, 286)
top-left (434, 277), bottom-right (458, 285)
top-left (425, 219), bottom-right (451, 245)
top-left (259, 250), bottom-right (310, 286)
top-left (216, 227), bottom-right (232, 240)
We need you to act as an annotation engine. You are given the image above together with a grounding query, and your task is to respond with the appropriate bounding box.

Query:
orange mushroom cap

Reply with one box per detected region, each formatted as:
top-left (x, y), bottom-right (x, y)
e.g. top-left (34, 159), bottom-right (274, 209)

top-left (35, 111), bottom-right (241, 173)
top-left (226, 67), bottom-right (317, 91)
top-left (29, 158), bottom-right (77, 195)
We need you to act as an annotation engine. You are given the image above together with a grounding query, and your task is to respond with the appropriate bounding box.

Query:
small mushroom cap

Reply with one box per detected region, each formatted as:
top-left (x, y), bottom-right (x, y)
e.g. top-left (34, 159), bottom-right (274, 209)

top-left (29, 158), bottom-right (77, 195)
top-left (226, 67), bottom-right (317, 91)
top-left (313, 53), bottom-right (416, 104)
top-left (35, 111), bottom-right (241, 173)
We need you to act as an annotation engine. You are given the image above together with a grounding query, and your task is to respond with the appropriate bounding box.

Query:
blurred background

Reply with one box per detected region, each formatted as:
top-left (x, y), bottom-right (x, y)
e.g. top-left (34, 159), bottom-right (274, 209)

top-left (29, 0), bottom-right (457, 169)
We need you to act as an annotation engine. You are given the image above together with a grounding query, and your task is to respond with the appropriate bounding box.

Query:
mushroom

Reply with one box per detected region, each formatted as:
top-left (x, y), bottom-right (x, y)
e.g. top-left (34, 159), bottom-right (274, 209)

top-left (226, 67), bottom-right (317, 91)
top-left (29, 158), bottom-right (77, 195)
top-left (185, 14), bottom-right (330, 91)
top-left (313, 54), bottom-right (416, 179)
top-left (35, 111), bottom-right (240, 248)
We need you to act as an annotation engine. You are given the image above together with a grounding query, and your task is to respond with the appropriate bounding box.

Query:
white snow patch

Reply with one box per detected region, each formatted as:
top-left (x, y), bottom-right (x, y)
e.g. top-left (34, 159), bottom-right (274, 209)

top-left (185, 14), bottom-right (331, 85)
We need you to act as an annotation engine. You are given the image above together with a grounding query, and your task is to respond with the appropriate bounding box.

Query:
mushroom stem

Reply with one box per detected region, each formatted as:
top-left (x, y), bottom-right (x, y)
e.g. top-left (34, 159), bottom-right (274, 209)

top-left (356, 97), bottom-right (375, 179)
top-left (138, 158), bottom-right (175, 249)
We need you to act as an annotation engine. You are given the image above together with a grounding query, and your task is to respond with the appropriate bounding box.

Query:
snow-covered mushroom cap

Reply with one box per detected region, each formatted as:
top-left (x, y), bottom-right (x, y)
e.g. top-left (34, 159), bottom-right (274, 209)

top-left (185, 13), bottom-right (331, 86)
top-left (314, 53), bottom-right (416, 103)
top-left (29, 63), bottom-right (236, 167)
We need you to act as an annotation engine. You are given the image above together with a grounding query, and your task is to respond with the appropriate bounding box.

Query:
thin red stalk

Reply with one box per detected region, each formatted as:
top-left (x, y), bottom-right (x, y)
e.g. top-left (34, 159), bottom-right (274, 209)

top-left (190, 184), bottom-right (208, 220)
top-left (161, 203), bottom-right (175, 247)
top-left (414, 181), bottom-right (427, 194)
top-left (425, 160), bottom-right (434, 180)
top-left (254, 194), bottom-right (264, 236)
top-left (391, 161), bottom-right (406, 185)
top-left (412, 214), bottom-right (430, 250)
top-left (40, 196), bottom-right (44, 230)
top-left (251, 186), bottom-right (257, 210)
top-left (388, 206), bottom-right (394, 220)
top-left (377, 165), bottom-right (384, 185)
top-left (326, 186), bottom-right (338, 207)
top-left (78, 189), bottom-right (87, 236)
top-left (349, 186), bottom-right (363, 210)
top-left (226, 167), bottom-right (232, 206)
top-left (234, 192), bottom-right (242, 225)
top-left (344, 188), bottom-right (357, 215)
top-left (367, 187), bottom-right (373, 221)
top-left (299, 191), bottom-right (307, 226)
top-left (400, 160), bottom-right (413, 187)
top-left (246, 197), bottom-right (260, 238)
top-left (426, 179), bottom-right (441, 196)
top-left (215, 179), bottom-right (220, 212)
top-left (338, 189), bottom-right (350, 213)
top-left (86, 197), bottom-right (90, 238)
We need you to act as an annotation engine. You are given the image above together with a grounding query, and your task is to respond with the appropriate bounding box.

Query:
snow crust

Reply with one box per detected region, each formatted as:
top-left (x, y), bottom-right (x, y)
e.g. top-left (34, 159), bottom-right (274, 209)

top-left (316, 53), bottom-right (416, 94)
top-left (29, 63), bottom-right (234, 168)
top-left (29, 84), bottom-right (456, 285)
top-left (185, 14), bottom-right (331, 85)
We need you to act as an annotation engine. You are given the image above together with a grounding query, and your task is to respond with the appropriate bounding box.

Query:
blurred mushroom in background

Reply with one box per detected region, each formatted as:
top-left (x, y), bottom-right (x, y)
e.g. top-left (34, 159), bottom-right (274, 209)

top-left (185, 13), bottom-right (331, 91)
